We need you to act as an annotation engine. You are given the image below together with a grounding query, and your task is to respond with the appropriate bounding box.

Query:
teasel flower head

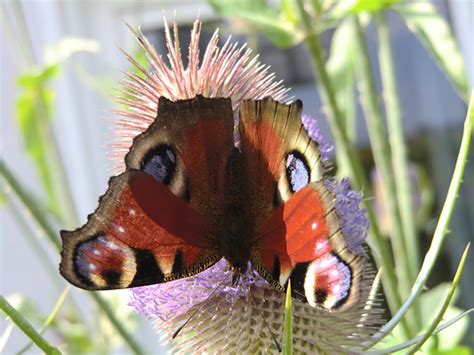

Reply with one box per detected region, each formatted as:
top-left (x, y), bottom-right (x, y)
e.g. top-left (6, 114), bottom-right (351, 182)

top-left (110, 18), bottom-right (289, 173)
top-left (116, 18), bottom-right (382, 353)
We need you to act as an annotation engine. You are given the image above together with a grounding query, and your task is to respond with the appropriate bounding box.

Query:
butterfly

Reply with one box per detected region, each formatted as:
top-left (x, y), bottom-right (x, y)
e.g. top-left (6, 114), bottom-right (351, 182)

top-left (60, 95), bottom-right (366, 312)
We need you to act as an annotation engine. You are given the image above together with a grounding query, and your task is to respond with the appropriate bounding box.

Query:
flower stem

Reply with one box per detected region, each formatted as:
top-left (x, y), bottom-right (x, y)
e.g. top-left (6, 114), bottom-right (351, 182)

top-left (3, 193), bottom-right (62, 288)
top-left (351, 16), bottom-right (414, 319)
top-left (375, 10), bottom-right (422, 329)
top-left (0, 160), bottom-right (144, 355)
top-left (0, 160), bottom-right (60, 249)
top-left (367, 90), bottom-right (474, 346)
top-left (283, 280), bottom-right (293, 355)
top-left (294, 0), bottom-right (407, 333)
top-left (408, 243), bottom-right (470, 354)
top-left (89, 292), bottom-right (143, 354)
top-left (17, 287), bottom-right (71, 354)
top-left (0, 295), bottom-right (61, 355)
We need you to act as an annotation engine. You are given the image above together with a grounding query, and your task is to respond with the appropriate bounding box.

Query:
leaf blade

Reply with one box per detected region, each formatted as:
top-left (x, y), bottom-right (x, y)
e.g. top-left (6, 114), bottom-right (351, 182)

top-left (395, 1), bottom-right (468, 99)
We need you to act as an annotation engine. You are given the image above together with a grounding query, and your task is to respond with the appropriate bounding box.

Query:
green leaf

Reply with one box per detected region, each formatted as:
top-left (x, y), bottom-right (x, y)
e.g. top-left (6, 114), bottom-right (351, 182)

top-left (395, 1), bottom-right (468, 99)
top-left (419, 284), bottom-right (469, 351)
top-left (282, 280), bottom-right (293, 354)
top-left (208, 0), bottom-right (303, 48)
top-left (326, 0), bottom-right (401, 20)
top-left (15, 68), bottom-right (59, 214)
top-left (432, 346), bottom-right (472, 355)
top-left (17, 64), bottom-right (60, 88)
top-left (419, 283), bottom-right (459, 323)
top-left (0, 183), bottom-right (5, 206)
top-left (280, 0), bottom-right (297, 25)
top-left (352, 0), bottom-right (401, 12)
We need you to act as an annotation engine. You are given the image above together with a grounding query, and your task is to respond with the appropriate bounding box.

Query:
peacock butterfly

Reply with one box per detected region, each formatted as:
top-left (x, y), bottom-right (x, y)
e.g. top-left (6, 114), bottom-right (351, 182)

top-left (60, 95), bottom-right (366, 312)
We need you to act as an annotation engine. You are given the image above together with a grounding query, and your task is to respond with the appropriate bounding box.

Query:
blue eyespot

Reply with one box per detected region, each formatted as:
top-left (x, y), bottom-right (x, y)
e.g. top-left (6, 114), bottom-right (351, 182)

top-left (286, 151), bottom-right (310, 193)
top-left (141, 145), bottom-right (176, 184)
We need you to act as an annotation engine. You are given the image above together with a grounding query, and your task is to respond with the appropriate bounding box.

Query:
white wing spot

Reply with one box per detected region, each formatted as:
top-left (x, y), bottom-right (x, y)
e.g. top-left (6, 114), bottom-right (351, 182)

top-left (331, 269), bottom-right (339, 277)
top-left (320, 259), bottom-right (330, 268)
top-left (106, 241), bottom-right (119, 250)
top-left (93, 249), bottom-right (101, 256)
top-left (128, 208), bottom-right (136, 216)
top-left (89, 263), bottom-right (96, 271)
top-left (316, 240), bottom-right (327, 251)
top-left (311, 222), bottom-right (319, 230)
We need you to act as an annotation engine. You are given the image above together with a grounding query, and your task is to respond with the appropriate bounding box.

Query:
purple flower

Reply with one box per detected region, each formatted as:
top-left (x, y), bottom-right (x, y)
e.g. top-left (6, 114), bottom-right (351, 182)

top-left (324, 178), bottom-right (369, 255)
top-left (302, 114), bottom-right (334, 164)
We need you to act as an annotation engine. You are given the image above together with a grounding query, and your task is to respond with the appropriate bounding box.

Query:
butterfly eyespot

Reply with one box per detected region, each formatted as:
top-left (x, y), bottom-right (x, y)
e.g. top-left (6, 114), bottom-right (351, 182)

top-left (303, 252), bottom-right (353, 310)
top-left (141, 144), bottom-right (177, 185)
top-left (73, 234), bottom-right (137, 288)
top-left (285, 150), bottom-right (310, 193)
top-left (315, 289), bottom-right (328, 304)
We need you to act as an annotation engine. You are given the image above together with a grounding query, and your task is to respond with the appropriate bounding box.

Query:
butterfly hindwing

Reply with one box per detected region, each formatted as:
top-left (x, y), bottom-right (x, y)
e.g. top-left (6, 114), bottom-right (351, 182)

top-left (60, 96), bottom-right (235, 290)
top-left (252, 182), bottom-right (365, 311)
top-left (60, 170), bottom-right (219, 290)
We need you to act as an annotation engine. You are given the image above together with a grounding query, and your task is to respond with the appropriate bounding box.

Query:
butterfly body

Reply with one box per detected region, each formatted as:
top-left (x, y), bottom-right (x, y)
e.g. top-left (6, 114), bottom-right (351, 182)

top-left (60, 95), bottom-right (367, 312)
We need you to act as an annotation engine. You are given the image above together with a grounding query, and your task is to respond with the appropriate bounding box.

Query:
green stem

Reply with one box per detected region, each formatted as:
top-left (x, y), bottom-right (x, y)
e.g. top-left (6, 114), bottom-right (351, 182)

top-left (4, 194), bottom-right (62, 287)
top-left (0, 295), bottom-right (61, 355)
top-left (18, 287), bottom-right (71, 354)
top-left (352, 16), bottom-right (414, 320)
top-left (367, 309), bottom-right (474, 353)
top-left (0, 160), bottom-right (144, 355)
top-left (294, 0), bottom-right (405, 327)
top-left (0, 160), bottom-right (60, 249)
top-left (366, 90), bottom-right (474, 347)
top-left (375, 10), bottom-right (420, 289)
top-left (283, 280), bottom-right (293, 354)
top-left (375, 11), bottom-right (423, 331)
top-left (408, 243), bottom-right (470, 354)
top-left (89, 293), bottom-right (143, 355)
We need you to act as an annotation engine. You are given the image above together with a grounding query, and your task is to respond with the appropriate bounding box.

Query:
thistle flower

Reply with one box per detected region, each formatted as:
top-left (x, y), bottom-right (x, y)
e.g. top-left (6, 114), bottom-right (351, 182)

top-left (115, 18), bottom-right (382, 353)
top-left (110, 18), bottom-right (289, 173)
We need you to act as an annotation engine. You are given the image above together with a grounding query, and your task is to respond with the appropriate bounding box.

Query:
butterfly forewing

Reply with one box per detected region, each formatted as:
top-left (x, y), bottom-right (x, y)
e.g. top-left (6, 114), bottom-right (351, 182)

top-left (60, 96), bottom-right (236, 290)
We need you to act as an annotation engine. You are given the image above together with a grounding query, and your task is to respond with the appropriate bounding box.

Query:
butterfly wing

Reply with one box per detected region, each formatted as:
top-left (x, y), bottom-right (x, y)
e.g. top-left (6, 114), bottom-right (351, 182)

top-left (239, 98), bottom-right (365, 311)
top-left (60, 96), bottom-right (235, 290)
top-left (238, 98), bottom-right (326, 225)
top-left (253, 182), bottom-right (365, 311)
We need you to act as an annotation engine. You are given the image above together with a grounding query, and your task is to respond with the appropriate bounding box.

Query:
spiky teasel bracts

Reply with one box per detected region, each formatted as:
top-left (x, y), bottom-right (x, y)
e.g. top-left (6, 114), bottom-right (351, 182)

top-left (109, 18), bottom-right (289, 174)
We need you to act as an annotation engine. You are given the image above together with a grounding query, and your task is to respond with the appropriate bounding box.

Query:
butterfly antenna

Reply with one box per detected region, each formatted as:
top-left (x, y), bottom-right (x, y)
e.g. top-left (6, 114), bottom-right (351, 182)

top-left (172, 277), bottom-right (228, 339)
top-left (250, 293), bottom-right (282, 352)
